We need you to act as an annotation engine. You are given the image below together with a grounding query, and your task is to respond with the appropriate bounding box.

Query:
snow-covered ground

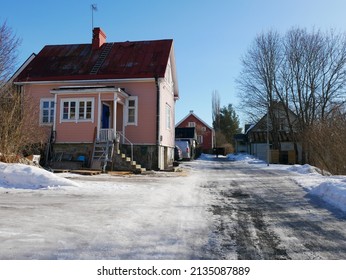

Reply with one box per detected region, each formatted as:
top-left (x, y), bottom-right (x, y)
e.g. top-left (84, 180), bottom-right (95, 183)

top-left (0, 162), bottom-right (212, 259)
top-left (1, 154), bottom-right (346, 213)
top-left (0, 155), bottom-right (346, 259)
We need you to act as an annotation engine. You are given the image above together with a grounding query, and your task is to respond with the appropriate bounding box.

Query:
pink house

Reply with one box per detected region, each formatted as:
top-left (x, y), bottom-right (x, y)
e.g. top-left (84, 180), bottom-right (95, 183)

top-left (14, 27), bottom-right (179, 171)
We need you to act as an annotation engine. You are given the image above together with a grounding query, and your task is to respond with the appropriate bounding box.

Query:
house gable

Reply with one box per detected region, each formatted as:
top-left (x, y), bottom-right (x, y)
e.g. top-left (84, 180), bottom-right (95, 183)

top-left (247, 103), bottom-right (298, 134)
top-left (176, 111), bottom-right (214, 151)
top-left (176, 111), bottom-right (213, 131)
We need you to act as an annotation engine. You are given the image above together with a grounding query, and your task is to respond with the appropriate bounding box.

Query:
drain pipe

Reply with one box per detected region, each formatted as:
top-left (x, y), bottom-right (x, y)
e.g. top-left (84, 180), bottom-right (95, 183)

top-left (155, 77), bottom-right (161, 170)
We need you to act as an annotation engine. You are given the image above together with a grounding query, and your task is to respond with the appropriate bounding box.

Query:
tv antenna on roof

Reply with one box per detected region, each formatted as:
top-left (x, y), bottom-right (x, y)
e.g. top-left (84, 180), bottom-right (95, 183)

top-left (91, 4), bottom-right (98, 31)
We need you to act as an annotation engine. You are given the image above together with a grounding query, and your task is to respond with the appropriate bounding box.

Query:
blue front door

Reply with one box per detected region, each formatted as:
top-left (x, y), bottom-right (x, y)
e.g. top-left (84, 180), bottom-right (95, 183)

top-left (102, 104), bottom-right (110, 129)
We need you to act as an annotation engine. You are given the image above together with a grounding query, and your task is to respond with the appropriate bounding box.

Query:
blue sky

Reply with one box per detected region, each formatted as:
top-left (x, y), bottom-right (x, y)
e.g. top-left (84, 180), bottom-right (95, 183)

top-left (2, 0), bottom-right (346, 128)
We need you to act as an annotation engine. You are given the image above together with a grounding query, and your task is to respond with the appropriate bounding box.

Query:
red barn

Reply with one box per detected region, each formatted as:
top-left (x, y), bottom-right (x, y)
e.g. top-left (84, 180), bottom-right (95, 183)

top-left (176, 111), bottom-right (214, 153)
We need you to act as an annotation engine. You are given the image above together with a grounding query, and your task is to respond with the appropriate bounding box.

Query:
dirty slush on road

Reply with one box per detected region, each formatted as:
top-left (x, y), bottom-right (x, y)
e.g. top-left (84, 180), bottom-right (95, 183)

top-left (190, 159), bottom-right (346, 260)
top-left (203, 180), bottom-right (289, 260)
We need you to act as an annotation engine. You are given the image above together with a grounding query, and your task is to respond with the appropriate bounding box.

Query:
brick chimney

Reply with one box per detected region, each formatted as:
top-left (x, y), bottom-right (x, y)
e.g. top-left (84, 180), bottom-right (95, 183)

top-left (92, 27), bottom-right (106, 50)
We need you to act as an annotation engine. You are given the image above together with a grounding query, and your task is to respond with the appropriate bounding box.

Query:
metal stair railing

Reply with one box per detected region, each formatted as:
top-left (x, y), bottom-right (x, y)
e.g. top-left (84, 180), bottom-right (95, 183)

top-left (116, 131), bottom-right (133, 162)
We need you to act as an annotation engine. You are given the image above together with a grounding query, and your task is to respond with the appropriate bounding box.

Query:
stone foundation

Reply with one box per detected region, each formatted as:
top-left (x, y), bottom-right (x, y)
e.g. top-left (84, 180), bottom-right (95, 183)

top-left (120, 144), bottom-right (159, 170)
top-left (51, 143), bottom-right (93, 167)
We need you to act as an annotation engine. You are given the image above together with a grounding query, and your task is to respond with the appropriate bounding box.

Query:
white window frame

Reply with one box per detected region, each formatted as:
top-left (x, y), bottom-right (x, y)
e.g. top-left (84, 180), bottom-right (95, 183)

top-left (126, 96), bottom-right (138, 126)
top-left (166, 103), bottom-right (171, 130)
top-left (188, 122), bottom-right (196, 127)
top-left (40, 98), bottom-right (55, 125)
top-left (60, 98), bottom-right (94, 123)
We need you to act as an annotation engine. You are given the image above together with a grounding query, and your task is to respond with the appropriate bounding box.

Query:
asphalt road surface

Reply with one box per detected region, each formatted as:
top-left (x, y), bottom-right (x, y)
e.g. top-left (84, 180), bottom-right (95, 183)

top-left (187, 158), bottom-right (346, 260)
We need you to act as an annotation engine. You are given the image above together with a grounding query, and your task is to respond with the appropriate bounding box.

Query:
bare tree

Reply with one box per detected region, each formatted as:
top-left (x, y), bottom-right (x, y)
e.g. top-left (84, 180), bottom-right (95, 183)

top-left (212, 90), bottom-right (221, 130)
top-left (318, 30), bottom-right (346, 119)
top-left (238, 27), bottom-right (346, 171)
top-left (0, 85), bottom-right (23, 158)
top-left (211, 90), bottom-right (221, 148)
top-left (305, 106), bottom-right (346, 174)
top-left (281, 28), bottom-right (346, 164)
top-left (0, 21), bottom-right (39, 162)
top-left (236, 30), bottom-right (283, 149)
top-left (0, 21), bottom-right (21, 85)
top-left (237, 31), bottom-right (282, 119)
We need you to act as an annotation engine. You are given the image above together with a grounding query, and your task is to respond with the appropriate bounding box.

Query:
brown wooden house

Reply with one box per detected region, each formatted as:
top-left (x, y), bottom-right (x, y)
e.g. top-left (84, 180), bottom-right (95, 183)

top-left (175, 110), bottom-right (214, 153)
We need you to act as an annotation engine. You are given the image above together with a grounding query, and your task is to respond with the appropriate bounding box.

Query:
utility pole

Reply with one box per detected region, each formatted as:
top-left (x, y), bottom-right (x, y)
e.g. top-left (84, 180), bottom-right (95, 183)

top-left (266, 100), bottom-right (270, 166)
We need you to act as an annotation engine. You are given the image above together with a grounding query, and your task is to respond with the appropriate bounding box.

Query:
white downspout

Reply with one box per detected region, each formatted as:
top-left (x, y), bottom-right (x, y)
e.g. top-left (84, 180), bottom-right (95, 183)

top-left (155, 77), bottom-right (162, 170)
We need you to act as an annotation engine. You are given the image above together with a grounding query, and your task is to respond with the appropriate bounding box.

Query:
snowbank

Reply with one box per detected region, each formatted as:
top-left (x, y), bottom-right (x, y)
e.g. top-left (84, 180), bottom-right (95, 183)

top-left (309, 181), bottom-right (346, 212)
top-left (0, 162), bottom-right (79, 189)
top-left (227, 153), bottom-right (266, 164)
top-left (288, 164), bottom-right (330, 175)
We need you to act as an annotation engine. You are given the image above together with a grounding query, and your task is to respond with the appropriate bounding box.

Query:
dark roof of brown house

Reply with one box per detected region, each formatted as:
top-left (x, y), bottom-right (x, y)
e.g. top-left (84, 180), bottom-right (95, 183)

top-left (15, 39), bottom-right (173, 82)
top-left (248, 131), bottom-right (295, 143)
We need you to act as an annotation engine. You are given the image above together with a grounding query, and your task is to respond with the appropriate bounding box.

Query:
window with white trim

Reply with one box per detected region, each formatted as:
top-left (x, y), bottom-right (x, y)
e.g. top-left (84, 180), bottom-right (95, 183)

top-left (127, 97), bottom-right (138, 125)
top-left (79, 100), bottom-right (93, 120)
top-left (60, 98), bottom-right (94, 122)
top-left (188, 122), bottom-right (196, 127)
top-left (40, 98), bottom-right (55, 125)
top-left (166, 103), bottom-right (171, 130)
top-left (197, 135), bottom-right (204, 144)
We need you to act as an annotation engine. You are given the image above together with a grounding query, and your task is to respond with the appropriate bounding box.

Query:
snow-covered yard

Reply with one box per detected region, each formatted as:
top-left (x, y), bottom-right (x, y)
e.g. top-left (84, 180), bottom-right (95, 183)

top-left (0, 162), bottom-right (212, 259)
top-left (0, 154), bottom-right (346, 260)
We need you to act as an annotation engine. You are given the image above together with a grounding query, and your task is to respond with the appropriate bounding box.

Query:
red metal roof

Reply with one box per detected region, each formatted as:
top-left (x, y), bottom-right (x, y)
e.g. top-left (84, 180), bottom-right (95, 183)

top-left (15, 39), bottom-right (173, 82)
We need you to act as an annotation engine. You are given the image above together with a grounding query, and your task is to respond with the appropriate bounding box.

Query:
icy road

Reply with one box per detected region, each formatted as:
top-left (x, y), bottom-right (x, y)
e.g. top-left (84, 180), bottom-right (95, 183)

top-left (1, 157), bottom-right (346, 259)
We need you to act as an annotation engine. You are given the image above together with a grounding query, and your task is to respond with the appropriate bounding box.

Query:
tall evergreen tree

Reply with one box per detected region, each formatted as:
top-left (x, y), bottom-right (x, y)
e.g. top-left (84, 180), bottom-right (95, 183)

top-left (219, 104), bottom-right (241, 143)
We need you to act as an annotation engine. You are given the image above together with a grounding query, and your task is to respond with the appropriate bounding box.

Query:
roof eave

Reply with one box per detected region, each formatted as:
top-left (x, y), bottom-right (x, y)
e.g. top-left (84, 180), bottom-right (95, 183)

top-left (14, 77), bottom-right (156, 86)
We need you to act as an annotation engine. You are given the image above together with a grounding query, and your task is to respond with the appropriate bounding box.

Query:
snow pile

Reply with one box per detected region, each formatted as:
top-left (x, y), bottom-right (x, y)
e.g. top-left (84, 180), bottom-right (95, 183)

top-left (227, 153), bottom-right (266, 164)
top-left (288, 164), bottom-right (328, 175)
top-left (198, 153), bottom-right (220, 160)
top-left (0, 162), bottom-right (79, 189)
top-left (309, 180), bottom-right (346, 212)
